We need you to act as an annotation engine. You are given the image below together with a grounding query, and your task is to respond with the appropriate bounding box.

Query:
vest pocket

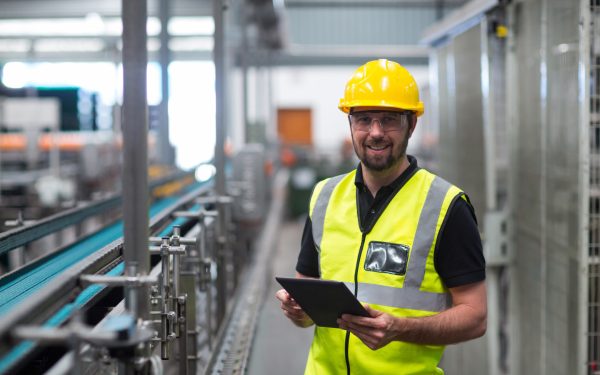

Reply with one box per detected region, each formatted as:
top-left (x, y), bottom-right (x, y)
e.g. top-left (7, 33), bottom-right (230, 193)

top-left (363, 241), bottom-right (409, 276)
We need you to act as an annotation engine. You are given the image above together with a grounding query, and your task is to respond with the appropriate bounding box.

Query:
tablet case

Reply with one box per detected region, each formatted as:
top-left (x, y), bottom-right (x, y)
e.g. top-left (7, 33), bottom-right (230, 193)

top-left (275, 277), bottom-right (370, 328)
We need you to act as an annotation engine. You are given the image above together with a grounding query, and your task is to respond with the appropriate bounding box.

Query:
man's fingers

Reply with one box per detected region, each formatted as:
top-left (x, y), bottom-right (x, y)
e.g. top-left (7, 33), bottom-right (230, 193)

top-left (275, 289), bottom-right (290, 302)
top-left (343, 320), bottom-right (378, 338)
top-left (346, 328), bottom-right (379, 349)
top-left (363, 304), bottom-right (381, 317)
top-left (341, 314), bottom-right (380, 328)
top-left (280, 303), bottom-right (304, 316)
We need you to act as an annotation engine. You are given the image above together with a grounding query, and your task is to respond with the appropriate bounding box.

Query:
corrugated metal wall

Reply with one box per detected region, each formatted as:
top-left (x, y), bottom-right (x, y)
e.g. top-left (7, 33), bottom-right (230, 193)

top-left (436, 24), bottom-right (487, 223)
top-left (429, 21), bottom-right (491, 375)
top-left (510, 0), bottom-right (585, 373)
top-left (429, 0), bottom-right (588, 373)
top-left (284, 5), bottom-right (459, 46)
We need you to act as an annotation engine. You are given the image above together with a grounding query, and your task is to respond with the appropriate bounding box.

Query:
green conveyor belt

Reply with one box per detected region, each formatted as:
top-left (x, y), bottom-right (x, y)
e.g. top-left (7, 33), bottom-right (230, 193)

top-left (0, 182), bottom-right (208, 374)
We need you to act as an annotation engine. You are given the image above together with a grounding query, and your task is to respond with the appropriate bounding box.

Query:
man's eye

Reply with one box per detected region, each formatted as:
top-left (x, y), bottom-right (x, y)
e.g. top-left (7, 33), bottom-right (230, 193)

top-left (357, 116), bottom-right (371, 124)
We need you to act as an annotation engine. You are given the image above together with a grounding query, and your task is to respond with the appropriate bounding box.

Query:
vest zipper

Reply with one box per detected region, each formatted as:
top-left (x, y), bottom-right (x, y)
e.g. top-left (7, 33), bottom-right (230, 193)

top-left (345, 233), bottom-right (367, 375)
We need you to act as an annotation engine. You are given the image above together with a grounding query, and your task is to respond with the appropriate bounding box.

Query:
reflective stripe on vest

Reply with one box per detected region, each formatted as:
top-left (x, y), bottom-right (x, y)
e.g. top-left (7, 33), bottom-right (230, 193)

top-left (311, 173), bottom-right (347, 254)
top-left (311, 173), bottom-right (452, 312)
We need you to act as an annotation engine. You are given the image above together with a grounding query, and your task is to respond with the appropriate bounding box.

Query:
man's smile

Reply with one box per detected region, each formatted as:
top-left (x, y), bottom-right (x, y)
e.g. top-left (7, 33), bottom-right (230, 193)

top-left (366, 143), bottom-right (391, 152)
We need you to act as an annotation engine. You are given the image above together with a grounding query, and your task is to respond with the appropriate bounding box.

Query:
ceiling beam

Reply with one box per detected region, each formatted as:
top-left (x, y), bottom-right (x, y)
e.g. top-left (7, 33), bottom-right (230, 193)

top-left (284, 0), bottom-right (467, 8)
top-left (0, 0), bottom-right (211, 19)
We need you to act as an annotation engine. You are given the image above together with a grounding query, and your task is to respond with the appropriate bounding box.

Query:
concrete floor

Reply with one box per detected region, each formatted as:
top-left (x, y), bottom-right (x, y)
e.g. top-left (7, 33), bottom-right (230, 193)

top-left (247, 219), bottom-right (314, 375)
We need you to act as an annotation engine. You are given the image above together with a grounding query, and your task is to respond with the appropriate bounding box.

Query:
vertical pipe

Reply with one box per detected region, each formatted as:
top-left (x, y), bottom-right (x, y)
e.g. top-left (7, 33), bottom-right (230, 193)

top-left (0, 67), bottom-right (3, 204)
top-left (213, 0), bottom-right (229, 326)
top-left (213, 0), bottom-right (226, 196)
top-left (267, 55), bottom-right (275, 144)
top-left (198, 213), bottom-right (213, 348)
top-left (539, 1), bottom-right (548, 372)
top-left (178, 297), bottom-right (188, 375)
top-left (173, 252), bottom-right (181, 337)
top-left (579, 1), bottom-right (591, 373)
top-left (480, 20), bottom-right (500, 374)
top-left (241, 7), bottom-right (249, 144)
top-left (121, 0), bottom-right (150, 321)
top-left (172, 227), bottom-right (181, 300)
top-left (480, 19), bottom-right (497, 213)
top-left (174, 253), bottom-right (180, 297)
top-left (505, 3), bottom-right (520, 373)
top-left (161, 238), bottom-right (171, 360)
top-left (159, 0), bottom-right (173, 165)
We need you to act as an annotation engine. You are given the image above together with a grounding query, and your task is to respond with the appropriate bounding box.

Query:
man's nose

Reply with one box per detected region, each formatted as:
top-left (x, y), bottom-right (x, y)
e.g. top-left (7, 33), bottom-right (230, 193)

top-left (369, 120), bottom-right (385, 136)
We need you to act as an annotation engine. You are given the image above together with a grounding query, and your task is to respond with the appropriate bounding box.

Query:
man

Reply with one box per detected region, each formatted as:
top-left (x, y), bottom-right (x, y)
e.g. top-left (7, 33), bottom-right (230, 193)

top-left (276, 59), bottom-right (487, 374)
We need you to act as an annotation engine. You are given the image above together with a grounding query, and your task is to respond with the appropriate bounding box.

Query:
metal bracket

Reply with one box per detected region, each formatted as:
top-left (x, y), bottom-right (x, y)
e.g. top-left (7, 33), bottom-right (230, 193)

top-left (483, 210), bottom-right (509, 267)
top-left (4, 211), bottom-right (36, 228)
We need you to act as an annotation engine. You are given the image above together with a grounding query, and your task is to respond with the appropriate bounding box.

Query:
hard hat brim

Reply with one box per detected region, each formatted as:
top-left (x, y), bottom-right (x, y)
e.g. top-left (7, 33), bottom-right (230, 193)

top-left (338, 99), bottom-right (424, 117)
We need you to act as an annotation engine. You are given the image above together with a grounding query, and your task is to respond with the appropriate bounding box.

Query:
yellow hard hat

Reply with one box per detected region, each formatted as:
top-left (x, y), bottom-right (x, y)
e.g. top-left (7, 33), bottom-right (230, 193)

top-left (338, 59), bottom-right (424, 117)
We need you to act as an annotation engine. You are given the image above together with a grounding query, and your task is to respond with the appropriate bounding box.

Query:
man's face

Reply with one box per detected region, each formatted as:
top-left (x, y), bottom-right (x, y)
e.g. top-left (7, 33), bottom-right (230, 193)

top-left (349, 108), bottom-right (415, 173)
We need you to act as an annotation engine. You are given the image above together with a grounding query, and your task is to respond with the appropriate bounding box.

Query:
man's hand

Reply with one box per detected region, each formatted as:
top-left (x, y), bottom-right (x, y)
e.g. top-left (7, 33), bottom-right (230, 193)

top-left (339, 281), bottom-right (487, 348)
top-left (338, 304), bottom-right (398, 350)
top-left (275, 289), bottom-right (314, 328)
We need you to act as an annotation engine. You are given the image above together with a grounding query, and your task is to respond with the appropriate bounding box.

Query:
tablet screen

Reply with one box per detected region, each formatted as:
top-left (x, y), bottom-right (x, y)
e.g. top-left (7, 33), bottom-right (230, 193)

top-left (276, 277), bottom-right (369, 328)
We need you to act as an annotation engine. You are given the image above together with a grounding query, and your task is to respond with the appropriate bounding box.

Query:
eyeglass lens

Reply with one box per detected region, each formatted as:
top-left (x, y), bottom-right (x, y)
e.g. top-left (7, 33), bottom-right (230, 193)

top-left (350, 111), bottom-right (410, 132)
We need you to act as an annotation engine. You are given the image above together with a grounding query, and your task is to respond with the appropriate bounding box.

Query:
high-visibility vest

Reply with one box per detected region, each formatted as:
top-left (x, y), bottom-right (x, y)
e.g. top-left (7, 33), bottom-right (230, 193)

top-left (304, 168), bottom-right (464, 375)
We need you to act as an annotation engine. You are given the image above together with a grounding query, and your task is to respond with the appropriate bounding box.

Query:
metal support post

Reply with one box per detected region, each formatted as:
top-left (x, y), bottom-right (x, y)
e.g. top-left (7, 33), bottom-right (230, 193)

top-left (158, 0), bottom-right (174, 165)
top-left (178, 295), bottom-right (188, 375)
top-left (213, 0), bottom-right (227, 198)
top-left (121, 0), bottom-right (150, 327)
top-left (241, 4), bottom-right (249, 144)
top-left (160, 237), bottom-right (171, 359)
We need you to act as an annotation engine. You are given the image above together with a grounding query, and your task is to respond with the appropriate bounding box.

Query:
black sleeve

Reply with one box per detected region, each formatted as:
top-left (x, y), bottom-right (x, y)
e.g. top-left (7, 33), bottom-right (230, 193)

top-left (434, 197), bottom-right (486, 288)
top-left (295, 216), bottom-right (320, 277)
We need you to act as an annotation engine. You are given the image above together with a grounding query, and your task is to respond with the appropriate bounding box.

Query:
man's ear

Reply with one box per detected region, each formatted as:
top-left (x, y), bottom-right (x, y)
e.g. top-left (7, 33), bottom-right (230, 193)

top-left (408, 116), bottom-right (417, 137)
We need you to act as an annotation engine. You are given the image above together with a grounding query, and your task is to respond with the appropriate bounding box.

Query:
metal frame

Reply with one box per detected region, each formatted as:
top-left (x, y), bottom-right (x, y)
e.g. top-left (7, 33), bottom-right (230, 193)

top-left (421, 0), bottom-right (499, 45)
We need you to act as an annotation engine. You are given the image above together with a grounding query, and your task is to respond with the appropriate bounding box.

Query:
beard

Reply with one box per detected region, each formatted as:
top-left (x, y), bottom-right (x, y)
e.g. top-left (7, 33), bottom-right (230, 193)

top-left (353, 130), bottom-right (410, 172)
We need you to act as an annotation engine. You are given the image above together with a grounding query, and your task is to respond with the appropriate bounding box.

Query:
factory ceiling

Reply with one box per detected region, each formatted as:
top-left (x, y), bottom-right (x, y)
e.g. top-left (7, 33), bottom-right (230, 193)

top-left (0, 0), bottom-right (469, 65)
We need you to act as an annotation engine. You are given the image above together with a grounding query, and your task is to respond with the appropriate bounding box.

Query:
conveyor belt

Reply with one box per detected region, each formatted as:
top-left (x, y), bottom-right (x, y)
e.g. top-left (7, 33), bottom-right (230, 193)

top-left (0, 262), bottom-right (125, 374)
top-left (0, 183), bottom-right (207, 374)
top-left (0, 183), bottom-right (203, 317)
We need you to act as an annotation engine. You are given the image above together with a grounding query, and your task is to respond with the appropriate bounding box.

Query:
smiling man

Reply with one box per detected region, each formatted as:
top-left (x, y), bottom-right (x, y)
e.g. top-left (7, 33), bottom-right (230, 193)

top-left (276, 59), bottom-right (487, 375)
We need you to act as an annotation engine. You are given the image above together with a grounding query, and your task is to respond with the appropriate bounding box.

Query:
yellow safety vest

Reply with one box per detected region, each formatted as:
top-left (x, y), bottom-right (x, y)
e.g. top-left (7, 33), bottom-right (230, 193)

top-left (304, 168), bottom-right (464, 375)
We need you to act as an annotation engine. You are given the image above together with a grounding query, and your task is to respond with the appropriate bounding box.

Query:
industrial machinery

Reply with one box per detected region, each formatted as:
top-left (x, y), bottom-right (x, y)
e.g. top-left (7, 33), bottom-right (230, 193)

top-left (0, 145), bottom-right (281, 374)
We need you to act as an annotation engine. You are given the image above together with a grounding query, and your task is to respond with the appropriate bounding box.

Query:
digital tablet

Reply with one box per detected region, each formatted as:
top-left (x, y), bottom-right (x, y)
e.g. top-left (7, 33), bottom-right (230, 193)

top-left (275, 277), bottom-right (370, 328)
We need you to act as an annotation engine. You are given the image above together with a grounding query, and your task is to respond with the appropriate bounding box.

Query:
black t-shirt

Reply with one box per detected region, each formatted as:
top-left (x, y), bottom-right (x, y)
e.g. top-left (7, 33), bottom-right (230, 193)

top-left (295, 156), bottom-right (485, 288)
